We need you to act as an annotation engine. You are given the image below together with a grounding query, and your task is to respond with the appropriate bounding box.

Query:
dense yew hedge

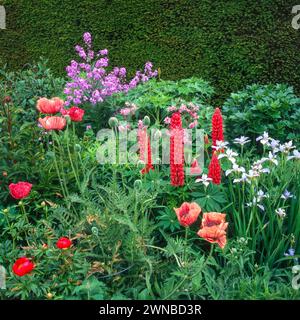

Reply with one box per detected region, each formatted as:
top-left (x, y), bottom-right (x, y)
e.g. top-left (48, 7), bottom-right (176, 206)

top-left (1, 0), bottom-right (300, 101)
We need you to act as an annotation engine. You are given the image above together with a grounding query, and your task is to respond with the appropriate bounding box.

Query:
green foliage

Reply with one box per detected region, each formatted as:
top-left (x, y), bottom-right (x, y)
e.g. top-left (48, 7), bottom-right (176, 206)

top-left (0, 59), bottom-right (65, 122)
top-left (1, 54), bottom-right (299, 299)
top-left (88, 77), bottom-right (214, 130)
top-left (192, 185), bottom-right (227, 212)
top-left (1, 1), bottom-right (300, 102)
top-left (223, 84), bottom-right (300, 144)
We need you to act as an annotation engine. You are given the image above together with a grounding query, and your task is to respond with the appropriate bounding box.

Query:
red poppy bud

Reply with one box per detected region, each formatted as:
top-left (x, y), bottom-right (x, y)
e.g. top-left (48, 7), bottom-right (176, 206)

top-left (3, 96), bottom-right (12, 104)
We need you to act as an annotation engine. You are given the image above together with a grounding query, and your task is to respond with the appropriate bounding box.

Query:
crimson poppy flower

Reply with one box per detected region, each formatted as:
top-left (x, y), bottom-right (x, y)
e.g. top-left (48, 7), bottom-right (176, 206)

top-left (38, 116), bottom-right (66, 131)
top-left (12, 257), bottom-right (35, 276)
top-left (56, 237), bottom-right (72, 249)
top-left (9, 182), bottom-right (32, 199)
top-left (37, 97), bottom-right (64, 114)
top-left (174, 202), bottom-right (201, 227)
top-left (62, 106), bottom-right (85, 122)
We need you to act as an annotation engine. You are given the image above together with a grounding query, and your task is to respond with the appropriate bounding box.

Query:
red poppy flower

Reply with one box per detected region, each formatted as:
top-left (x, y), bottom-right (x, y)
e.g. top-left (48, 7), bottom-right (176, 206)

top-left (62, 106), bottom-right (85, 122)
top-left (9, 182), bottom-right (32, 199)
top-left (56, 237), bottom-right (72, 249)
top-left (38, 116), bottom-right (66, 131)
top-left (174, 202), bottom-right (201, 227)
top-left (37, 97), bottom-right (64, 114)
top-left (197, 224), bottom-right (227, 249)
top-left (197, 212), bottom-right (228, 249)
top-left (12, 257), bottom-right (35, 277)
top-left (201, 212), bottom-right (227, 228)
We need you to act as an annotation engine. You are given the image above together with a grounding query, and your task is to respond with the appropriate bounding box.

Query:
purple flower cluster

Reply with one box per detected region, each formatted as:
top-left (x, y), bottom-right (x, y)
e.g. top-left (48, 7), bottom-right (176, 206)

top-left (64, 32), bottom-right (158, 106)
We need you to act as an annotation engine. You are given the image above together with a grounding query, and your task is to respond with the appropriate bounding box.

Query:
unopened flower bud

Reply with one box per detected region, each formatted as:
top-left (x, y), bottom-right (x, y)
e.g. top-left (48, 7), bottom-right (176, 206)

top-left (143, 116), bottom-right (150, 126)
top-left (64, 115), bottom-right (71, 125)
top-left (3, 208), bottom-right (9, 214)
top-left (108, 117), bottom-right (118, 128)
top-left (47, 151), bottom-right (55, 159)
top-left (158, 67), bottom-right (161, 79)
top-left (204, 134), bottom-right (209, 145)
top-left (137, 160), bottom-right (145, 169)
top-left (3, 96), bottom-right (12, 105)
top-left (134, 179), bottom-right (142, 190)
top-left (74, 144), bottom-right (82, 152)
top-left (91, 227), bottom-right (99, 236)
top-left (41, 201), bottom-right (46, 207)
top-left (2, 171), bottom-right (8, 177)
top-left (18, 201), bottom-right (23, 206)
top-left (46, 292), bottom-right (53, 299)
top-left (154, 130), bottom-right (162, 139)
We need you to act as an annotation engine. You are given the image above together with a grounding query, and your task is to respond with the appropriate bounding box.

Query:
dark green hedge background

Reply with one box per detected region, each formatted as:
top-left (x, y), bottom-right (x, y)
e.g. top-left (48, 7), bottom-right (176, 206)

top-left (1, 0), bottom-right (300, 101)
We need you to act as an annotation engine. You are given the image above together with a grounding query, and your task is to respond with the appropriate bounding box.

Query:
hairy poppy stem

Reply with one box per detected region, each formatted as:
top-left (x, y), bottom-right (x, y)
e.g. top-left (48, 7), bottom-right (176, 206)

top-left (52, 133), bottom-right (68, 199)
top-left (66, 124), bottom-right (81, 191)
top-left (183, 227), bottom-right (189, 266)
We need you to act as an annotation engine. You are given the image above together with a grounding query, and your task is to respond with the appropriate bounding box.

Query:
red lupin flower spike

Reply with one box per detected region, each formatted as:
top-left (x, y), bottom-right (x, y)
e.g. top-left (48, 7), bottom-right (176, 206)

top-left (170, 112), bottom-right (185, 186)
top-left (208, 152), bottom-right (222, 185)
top-left (211, 107), bottom-right (224, 149)
top-left (141, 137), bottom-right (154, 174)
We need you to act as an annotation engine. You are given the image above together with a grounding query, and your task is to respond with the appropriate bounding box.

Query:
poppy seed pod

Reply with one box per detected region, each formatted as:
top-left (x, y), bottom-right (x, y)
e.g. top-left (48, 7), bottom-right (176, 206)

top-left (74, 144), bottom-right (82, 152)
top-left (154, 129), bottom-right (162, 139)
top-left (91, 227), bottom-right (99, 236)
top-left (134, 179), bottom-right (143, 190)
top-left (64, 114), bottom-right (72, 125)
top-left (143, 116), bottom-right (151, 126)
top-left (108, 117), bottom-right (119, 128)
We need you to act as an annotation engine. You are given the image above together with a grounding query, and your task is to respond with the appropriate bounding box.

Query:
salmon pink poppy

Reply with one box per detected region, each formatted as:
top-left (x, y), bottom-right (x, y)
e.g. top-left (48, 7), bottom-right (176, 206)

top-left (38, 116), bottom-right (66, 131)
top-left (63, 106), bottom-right (85, 122)
top-left (56, 237), bottom-right (72, 249)
top-left (9, 182), bottom-right (32, 199)
top-left (197, 224), bottom-right (227, 249)
top-left (197, 212), bottom-right (228, 249)
top-left (201, 212), bottom-right (227, 228)
top-left (174, 202), bottom-right (201, 227)
top-left (37, 97), bottom-right (64, 114)
top-left (12, 257), bottom-right (35, 276)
